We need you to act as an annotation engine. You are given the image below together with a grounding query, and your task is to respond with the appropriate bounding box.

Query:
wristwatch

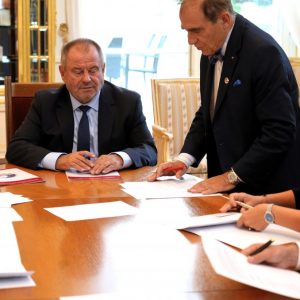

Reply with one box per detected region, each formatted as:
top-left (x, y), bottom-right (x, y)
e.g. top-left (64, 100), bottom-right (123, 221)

top-left (264, 204), bottom-right (275, 224)
top-left (227, 168), bottom-right (241, 185)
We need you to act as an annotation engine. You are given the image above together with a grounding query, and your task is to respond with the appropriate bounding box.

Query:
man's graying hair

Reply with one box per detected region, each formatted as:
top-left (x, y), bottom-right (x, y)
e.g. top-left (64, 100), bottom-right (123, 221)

top-left (60, 38), bottom-right (104, 67)
top-left (179, 0), bottom-right (234, 23)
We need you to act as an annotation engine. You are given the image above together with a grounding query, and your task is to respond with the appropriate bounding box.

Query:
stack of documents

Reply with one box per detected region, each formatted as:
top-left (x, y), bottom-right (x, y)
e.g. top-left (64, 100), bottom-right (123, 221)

top-left (0, 168), bottom-right (43, 186)
top-left (176, 213), bottom-right (300, 298)
top-left (121, 174), bottom-right (221, 199)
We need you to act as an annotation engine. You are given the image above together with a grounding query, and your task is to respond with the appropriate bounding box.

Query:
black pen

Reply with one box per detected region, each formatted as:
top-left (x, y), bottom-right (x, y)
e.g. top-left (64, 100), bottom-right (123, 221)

top-left (249, 239), bottom-right (274, 256)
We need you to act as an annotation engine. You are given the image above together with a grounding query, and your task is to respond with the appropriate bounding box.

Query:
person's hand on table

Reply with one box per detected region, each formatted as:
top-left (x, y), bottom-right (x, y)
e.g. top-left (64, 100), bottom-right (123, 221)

top-left (220, 192), bottom-right (266, 212)
top-left (188, 173), bottom-right (235, 194)
top-left (147, 160), bottom-right (188, 181)
top-left (90, 154), bottom-right (123, 175)
top-left (242, 243), bottom-right (299, 270)
top-left (56, 151), bottom-right (95, 171)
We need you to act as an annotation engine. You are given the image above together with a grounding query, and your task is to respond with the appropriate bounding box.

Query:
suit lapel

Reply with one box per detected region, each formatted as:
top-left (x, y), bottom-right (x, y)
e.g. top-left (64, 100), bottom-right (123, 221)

top-left (56, 87), bottom-right (74, 152)
top-left (213, 14), bottom-right (245, 118)
top-left (98, 84), bottom-right (115, 154)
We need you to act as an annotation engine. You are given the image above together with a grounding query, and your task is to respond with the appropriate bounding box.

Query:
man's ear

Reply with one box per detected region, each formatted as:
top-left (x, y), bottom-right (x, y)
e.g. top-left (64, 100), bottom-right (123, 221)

top-left (220, 12), bottom-right (231, 28)
top-left (59, 65), bottom-right (64, 78)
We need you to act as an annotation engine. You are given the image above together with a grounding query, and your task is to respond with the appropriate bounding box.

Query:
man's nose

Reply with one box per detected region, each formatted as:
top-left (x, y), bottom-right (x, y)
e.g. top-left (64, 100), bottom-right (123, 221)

top-left (188, 32), bottom-right (197, 46)
top-left (82, 69), bottom-right (92, 81)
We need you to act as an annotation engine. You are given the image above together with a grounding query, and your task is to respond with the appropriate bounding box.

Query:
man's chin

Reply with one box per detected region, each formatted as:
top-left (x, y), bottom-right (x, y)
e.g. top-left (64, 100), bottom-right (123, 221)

top-left (77, 93), bottom-right (96, 103)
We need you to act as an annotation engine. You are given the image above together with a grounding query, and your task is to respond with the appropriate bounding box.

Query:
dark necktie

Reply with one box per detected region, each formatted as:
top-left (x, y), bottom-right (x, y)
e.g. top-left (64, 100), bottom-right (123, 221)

top-left (77, 105), bottom-right (91, 151)
top-left (209, 49), bottom-right (224, 65)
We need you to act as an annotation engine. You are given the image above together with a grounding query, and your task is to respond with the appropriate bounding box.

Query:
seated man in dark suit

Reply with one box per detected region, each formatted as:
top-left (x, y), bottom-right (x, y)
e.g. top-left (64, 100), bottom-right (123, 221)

top-left (6, 38), bottom-right (157, 174)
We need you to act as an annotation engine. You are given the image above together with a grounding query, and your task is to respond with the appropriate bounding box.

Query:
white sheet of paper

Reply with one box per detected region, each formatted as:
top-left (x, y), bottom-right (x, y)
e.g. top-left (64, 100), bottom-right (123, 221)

top-left (186, 222), bottom-right (300, 249)
top-left (202, 237), bottom-right (300, 299)
top-left (121, 174), bottom-right (221, 199)
top-left (0, 222), bottom-right (22, 260)
top-left (175, 212), bottom-right (241, 229)
top-left (0, 192), bottom-right (32, 207)
top-left (0, 208), bottom-right (23, 222)
top-left (0, 222), bottom-right (35, 288)
top-left (45, 201), bottom-right (138, 221)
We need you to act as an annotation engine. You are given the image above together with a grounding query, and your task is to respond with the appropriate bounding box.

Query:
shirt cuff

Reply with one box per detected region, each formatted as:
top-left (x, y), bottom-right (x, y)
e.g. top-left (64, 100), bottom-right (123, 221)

top-left (174, 153), bottom-right (196, 168)
top-left (295, 242), bottom-right (300, 270)
top-left (39, 152), bottom-right (66, 170)
top-left (112, 152), bottom-right (132, 169)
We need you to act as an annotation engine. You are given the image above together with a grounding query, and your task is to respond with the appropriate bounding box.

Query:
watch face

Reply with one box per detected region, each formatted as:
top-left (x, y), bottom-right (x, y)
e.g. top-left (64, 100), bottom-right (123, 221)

top-left (265, 212), bottom-right (274, 223)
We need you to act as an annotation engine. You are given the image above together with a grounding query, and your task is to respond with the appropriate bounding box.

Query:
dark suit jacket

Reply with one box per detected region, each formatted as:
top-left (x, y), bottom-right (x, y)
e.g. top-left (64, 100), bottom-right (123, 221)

top-left (6, 81), bottom-right (157, 169)
top-left (181, 14), bottom-right (300, 195)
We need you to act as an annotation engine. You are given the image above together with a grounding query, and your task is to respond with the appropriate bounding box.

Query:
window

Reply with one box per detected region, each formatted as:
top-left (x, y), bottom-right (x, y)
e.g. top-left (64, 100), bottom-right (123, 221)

top-left (76, 0), bottom-right (189, 126)
top-left (232, 0), bottom-right (298, 56)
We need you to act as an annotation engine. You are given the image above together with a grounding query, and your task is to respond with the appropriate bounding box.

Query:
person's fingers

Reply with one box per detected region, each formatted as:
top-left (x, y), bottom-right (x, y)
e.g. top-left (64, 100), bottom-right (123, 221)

top-left (147, 172), bottom-right (158, 181)
top-left (188, 181), bottom-right (204, 193)
top-left (175, 168), bottom-right (186, 179)
top-left (247, 249), bottom-right (270, 264)
top-left (241, 243), bottom-right (262, 256)
top-left (236, 215), bottom-right (244, 228)
top-left (219, 202), bottom-right (236, 212)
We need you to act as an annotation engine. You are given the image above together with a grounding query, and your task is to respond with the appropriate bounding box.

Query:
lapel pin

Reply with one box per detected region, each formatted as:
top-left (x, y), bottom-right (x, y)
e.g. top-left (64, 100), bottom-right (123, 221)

top-left (224, 77), bottom-right (230, 84)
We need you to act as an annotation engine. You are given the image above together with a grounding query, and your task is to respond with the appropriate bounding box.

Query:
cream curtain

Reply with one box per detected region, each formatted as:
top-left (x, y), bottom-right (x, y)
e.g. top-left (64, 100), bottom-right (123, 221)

top-left (279, 0), bottom-right (300, 50)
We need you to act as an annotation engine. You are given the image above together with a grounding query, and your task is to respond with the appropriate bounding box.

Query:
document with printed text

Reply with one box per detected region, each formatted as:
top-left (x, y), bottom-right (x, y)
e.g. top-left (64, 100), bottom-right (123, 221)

top-left (202, 237), bottom-right (300, 299)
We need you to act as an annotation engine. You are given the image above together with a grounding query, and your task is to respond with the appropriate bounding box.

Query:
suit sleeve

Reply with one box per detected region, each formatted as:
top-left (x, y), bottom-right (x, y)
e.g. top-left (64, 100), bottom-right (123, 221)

top-left (5, 96), bottom-right (52, 169)
top-left (232, 46), bottom-right (299, 186)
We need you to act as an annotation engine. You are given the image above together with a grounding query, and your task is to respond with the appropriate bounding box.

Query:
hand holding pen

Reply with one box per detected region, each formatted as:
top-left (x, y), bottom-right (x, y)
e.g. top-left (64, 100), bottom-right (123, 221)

top-left (242, 241), bottom-right (299, 270)
top-left (220, 192), bottom-right (265, 213)
top-left (147, 160), bottom-right (188, 181)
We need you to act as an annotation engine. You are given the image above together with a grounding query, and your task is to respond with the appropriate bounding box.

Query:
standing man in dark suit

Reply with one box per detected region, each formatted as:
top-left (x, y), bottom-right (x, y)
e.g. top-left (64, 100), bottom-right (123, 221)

top-left (6, 38), bottom-right (157, 173)
top-left (149, 0), bottom-right (300, 195)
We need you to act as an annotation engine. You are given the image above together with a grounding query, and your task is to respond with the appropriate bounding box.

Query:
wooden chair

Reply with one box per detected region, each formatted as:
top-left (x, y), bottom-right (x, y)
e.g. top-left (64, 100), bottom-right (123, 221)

top-left (151, 77), bottom-right (207, 174)
top-left (4, 76), bottom-right (63, 144)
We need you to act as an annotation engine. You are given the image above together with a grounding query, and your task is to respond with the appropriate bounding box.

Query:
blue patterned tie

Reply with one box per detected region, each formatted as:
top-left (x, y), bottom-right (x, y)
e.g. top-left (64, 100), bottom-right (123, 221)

top-left (77, 105), bottom-right (91, 151)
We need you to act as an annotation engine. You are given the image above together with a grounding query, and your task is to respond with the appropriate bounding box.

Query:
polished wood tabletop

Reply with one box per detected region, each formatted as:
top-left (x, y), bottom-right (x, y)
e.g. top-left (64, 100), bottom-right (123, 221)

top-left (0, 164), bottom-right (293, 300)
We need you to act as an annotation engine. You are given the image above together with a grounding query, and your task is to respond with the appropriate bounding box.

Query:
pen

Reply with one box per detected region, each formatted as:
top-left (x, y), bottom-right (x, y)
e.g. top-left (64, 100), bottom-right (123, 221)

top-left (249, 239), bottom-right (274, 256)
top-left (222, 195), bottom-right (253, 210)
top-left (235, 200), bottom-right (253, 210)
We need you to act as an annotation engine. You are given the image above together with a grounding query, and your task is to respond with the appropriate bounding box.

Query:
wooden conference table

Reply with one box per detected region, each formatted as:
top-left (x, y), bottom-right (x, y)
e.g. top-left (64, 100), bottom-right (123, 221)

top-left (0, 164), bottom-right (292, 300)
